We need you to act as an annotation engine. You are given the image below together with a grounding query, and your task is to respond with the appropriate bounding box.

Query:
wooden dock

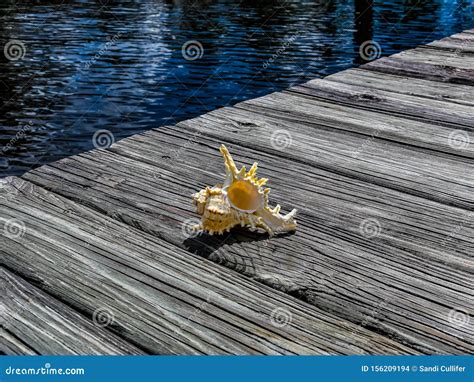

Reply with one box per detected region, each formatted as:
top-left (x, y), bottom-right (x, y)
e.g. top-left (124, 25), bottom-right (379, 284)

top-left (1, 30), bottom-right (473, 355)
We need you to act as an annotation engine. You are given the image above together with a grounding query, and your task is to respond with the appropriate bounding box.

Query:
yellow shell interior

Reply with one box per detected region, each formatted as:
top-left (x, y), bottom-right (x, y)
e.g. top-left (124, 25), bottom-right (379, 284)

top-left (226, 180), bottom-right (261, 212)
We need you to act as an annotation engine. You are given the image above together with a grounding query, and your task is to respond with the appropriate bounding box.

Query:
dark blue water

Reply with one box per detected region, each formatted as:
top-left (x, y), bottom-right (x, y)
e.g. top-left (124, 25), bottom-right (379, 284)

top-left (0, 0), bottom-right (473, 177)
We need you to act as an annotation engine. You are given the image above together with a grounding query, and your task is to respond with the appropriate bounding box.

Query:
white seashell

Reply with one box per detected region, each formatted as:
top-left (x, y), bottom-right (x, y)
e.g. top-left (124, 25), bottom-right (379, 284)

top-left (192, 145), bottom-right (297, 236)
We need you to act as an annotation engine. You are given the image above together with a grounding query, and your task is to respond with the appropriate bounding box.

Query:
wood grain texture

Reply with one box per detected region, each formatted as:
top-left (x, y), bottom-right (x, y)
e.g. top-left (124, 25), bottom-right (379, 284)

top-left (236, 91), bottom-right (474, 163)
top-left (21, 126), bottom-right (474, 354)
top-left (324, 68), bottom-right (474, 106)
top-left (451, 32), bottom-right (474, 40)
top-left (0, 177), bottom-right (412, 355)
top-left (392, 48), bottom-right (474, 70)
top-left (289, 79), bottom-right (474, 129)
top-left (4, 29), bottom-right (474, 356)
top-left (363, 57), bottom-right (474, 85)
top-left (1, 267), bottom-right (144, 355)
top-left (208, 101), bottom-right (474, 207)
top-left (0, 328), bottom-right (37, 355)
top-left (427, 37), bottom-right (474, 54)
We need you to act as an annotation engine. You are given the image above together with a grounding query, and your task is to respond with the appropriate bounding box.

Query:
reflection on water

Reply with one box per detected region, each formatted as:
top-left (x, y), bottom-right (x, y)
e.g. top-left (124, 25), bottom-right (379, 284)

top-left (0, 0), bottom-right (473, 176)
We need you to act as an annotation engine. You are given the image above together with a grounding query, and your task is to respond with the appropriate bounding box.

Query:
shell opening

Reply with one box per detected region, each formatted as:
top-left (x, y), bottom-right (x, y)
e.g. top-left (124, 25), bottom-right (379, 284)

top-left (224, 180), bottom-right (262, 212)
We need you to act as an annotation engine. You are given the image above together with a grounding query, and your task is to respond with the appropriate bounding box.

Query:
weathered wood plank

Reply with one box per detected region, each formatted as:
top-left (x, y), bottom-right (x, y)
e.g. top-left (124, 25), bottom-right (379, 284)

top-left (0, 328), bottom-right (37, 355)
top-left (427, 38), bottom-right (474, 54)
top-left (212, 99), bottom-right (474, 206)
top-left (447, 32), bottom-right (474, 40)
top-left (392, 48), bottom-right (474, 70)
top-left (0, 177), bottom-right (412, 355)
top-left (25, 133), bottom-right (474, 262)
top-left (120, 128), bottom-right (474, 262)
top-left (362, 57), bottom-right (474, 85)
top-left (324, 68), bottom-right (474, 106)
top-left (236, 91), bottom-right (474, 160)
top-left (0, 266), bottom-right (144, 355)
top-left (289, 80), bottom-right (474, 129)
top-left (21, 130), bottom-right (474, 354)
top-left (5, 29), bottom-right (474, 356)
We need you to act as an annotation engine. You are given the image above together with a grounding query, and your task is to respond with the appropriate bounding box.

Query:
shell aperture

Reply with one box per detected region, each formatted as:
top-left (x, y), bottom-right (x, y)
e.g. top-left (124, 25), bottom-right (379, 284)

top-left (192, 145), bottom-right (297, 236)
